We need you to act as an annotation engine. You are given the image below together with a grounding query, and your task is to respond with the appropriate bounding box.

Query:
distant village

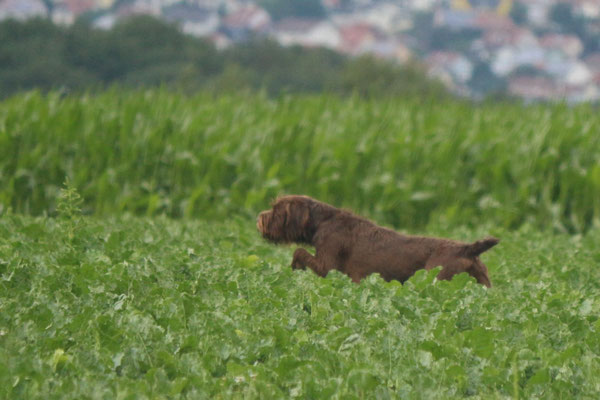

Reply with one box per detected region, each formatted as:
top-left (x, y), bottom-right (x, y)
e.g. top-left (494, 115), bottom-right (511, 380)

top-left (2, 0), bottom-right (600, 102)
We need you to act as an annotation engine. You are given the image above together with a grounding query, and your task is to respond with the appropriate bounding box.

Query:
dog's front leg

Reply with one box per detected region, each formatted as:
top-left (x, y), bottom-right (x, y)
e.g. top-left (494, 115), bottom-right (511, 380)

top-left (292, 248), bottom-right (331, 278)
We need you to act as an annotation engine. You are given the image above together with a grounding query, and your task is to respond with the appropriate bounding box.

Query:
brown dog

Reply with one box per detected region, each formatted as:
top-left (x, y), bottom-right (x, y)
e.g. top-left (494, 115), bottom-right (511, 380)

top-left (257, 195), bottom-right (498, 287)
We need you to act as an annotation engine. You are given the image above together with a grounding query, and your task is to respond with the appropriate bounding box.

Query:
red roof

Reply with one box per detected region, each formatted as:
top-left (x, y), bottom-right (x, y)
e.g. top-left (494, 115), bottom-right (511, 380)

top-left (63, 0), bottom-right (96, 15)
top-left (475, 11), bottom-right (514, 30)
top-left (223, 5), bottom-right (270, 30)
top-left (339, 23), bottom-right (377, 52)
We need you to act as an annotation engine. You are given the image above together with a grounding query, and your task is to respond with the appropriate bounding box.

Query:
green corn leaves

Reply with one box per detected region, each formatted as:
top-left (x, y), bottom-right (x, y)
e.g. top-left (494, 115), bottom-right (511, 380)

top-left (1, 90), bottom-right (600, 232)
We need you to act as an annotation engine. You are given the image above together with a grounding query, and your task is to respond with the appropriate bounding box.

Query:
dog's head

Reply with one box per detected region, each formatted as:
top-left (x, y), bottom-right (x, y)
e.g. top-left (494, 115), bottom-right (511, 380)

top-left (257, 195), bottom-right (337, 244)
top-left (257, 195), bottom-right (314, 244)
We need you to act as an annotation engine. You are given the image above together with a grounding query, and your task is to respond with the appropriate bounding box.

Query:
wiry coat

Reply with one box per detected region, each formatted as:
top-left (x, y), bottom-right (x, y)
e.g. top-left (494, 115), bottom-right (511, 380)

top-left (257, 195), bottom-right (498, 287)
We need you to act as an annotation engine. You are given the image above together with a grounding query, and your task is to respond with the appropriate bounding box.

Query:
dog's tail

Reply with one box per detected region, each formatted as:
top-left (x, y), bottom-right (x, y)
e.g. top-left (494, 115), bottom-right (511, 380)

top-left (462, 237), bottom-right (499, 257)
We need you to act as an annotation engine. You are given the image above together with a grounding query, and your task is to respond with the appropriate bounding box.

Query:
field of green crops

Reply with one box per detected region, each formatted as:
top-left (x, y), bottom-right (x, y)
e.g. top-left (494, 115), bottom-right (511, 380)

top-left (1, 90), bottom-right (600, 232)
top-left (2, 212), bottom-right (600, 399)
top-left (1, 91), bottom-right (600, 398)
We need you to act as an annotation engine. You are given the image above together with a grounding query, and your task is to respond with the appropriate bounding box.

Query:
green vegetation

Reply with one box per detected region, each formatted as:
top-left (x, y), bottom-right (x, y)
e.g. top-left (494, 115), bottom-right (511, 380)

top-left (1, 213), bottom-right (599, 398)
top-left (0, 17), bottom-right (446, 99)
top-left (259, 0), bottom-right (326, 20)
top-left (1, 90), bottom-right (600, 233)
top-left (1, 90), bottom-right (599, 398)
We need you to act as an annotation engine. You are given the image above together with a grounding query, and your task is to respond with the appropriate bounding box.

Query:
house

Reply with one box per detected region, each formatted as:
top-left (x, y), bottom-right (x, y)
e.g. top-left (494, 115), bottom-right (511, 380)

top-left (222, 4), bottom-right (271, 36)
top-left (338, 21), bottom-right (412, 62)
top-left (426, 51), bottom-right (474, 84)
top-left (209, 31), bottom-right (232, 50)
top-left (433, 9), bottom-right (478, 30)
top-left (523, 0), bottom-right (558, 27)
top-left (583, 53), bottom-right (600, 75)
top-left (508, 68), bottom-right (597, 102)
top-left (563, 61), bottom-right (593, 87)
top-left (539, 33), bottom-right (583, 59)
top-left (96, 0), bottom-right (117, 8)
top-left (572, 0), bottom-right (600, 19)
top-left (338, 23), bottom-right (379, 54)
top-left (492, 45), bottom-right (546, 75)
top-left (0, 0), bottom-right (47, 20)
top-left (361, 2), bottom-right (413, 34)
top-left (507, 75), bottom-right (559, 100)
top-left (51, 0), bottom-right (98, 22)
top-left (93, 12), bottom-right (116, 30)
top-left (474, 10), bottom-right (513, 30)
top-left (489, 27), bottom-right (545, 76)
top-left (364, 38), bottom-right (412, 63)
top-left (413, 0), bottom-right (441, 11)
top-left (322, 0), bottom-right (342, 9)
top-left (272, 18), bottom-right (341, 49)
top-left (114, 0), bottom-right (160, 19)
top-left (191, 0), bottom-right (231, 11)
top-left (481, 25), bottom-right (537, 50)
top-left (51, 2), bottom-right (75, 24)
top-left (163, 3), bottom-right (219, 37)
top-left (220, 4), bottom-right (271, 41)
top-left (564, 85), bottom-right (599, 103)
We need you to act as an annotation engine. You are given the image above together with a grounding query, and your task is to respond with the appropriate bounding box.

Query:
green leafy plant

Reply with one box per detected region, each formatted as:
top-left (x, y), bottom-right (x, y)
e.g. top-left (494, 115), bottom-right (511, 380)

top-left (56, 177), bottom-right (83, 240)
top-left (1, 216), bottom-right (599, 398)
top-left (56, 178), bottom-right (83, 219)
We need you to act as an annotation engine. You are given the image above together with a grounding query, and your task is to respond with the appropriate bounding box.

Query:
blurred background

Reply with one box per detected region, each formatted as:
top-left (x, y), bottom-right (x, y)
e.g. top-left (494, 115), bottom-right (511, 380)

top-left (2, 0), bottom-right (599, 102)
top-left (1, 0), bottom-right (600, 234)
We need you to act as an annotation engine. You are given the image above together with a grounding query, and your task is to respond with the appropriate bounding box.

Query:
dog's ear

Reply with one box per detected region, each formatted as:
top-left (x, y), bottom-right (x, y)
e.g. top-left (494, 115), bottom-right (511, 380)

top-left (285, 202), bottom-right (292, 218)
top-left (287, 201), bottom-right (310, 228)
top-left (279, 200), bottom-right (311, 242)
top-left (462, 237), bottom-right (499, 257)
top-left (300, 203), bottom-right (310, 227)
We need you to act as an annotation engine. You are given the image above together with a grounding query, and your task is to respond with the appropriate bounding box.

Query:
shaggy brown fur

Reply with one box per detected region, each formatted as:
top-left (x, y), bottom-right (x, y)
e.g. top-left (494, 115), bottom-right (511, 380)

top-left (257, 195), bottom-right (498, 287)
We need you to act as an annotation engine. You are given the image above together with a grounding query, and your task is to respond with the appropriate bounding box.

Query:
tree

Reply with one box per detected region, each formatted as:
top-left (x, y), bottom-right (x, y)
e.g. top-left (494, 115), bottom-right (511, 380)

top-left (0, 18), bottom-right (450, 100)
top-left (341, 56), bottom-right (448, 98)
top-left (509, 2), bottom-right (528, 25)
top-left (550, 3), bottom-right (577, 33)
top-left (430, 28), bottom-right (482, 52)
top-left (468, 61), bottom-right (506, 96)
top-left (259, 0), bottom-right (326, 21)
top-left (409, 11), bottom-right (435, 53)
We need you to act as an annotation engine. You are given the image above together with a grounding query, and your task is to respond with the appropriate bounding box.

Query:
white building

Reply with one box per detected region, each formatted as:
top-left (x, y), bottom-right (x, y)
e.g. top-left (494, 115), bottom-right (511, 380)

top-left (273, 19), bottom-right (341, 49)
top-left (0, 0), bottom-right (47, 21)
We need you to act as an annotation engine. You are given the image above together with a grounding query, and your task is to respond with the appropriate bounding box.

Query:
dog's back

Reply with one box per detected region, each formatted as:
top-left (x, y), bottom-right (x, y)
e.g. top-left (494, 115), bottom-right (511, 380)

top-left (307, 208), bottom-right (498, 286)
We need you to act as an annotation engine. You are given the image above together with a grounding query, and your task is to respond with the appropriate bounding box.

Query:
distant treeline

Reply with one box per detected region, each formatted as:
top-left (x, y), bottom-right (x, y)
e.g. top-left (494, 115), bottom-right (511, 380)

top-left (0, 16), bottom-right (448, 99)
